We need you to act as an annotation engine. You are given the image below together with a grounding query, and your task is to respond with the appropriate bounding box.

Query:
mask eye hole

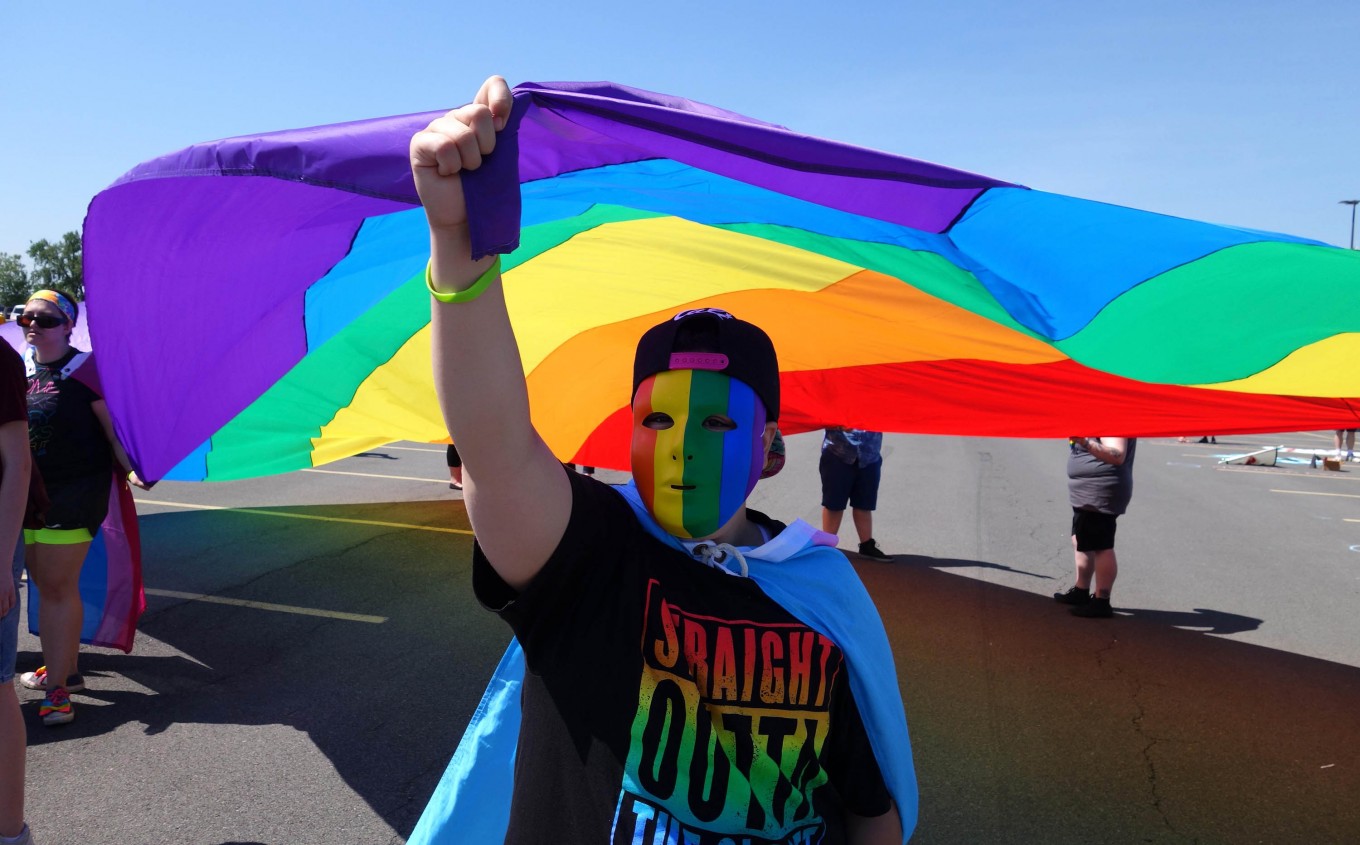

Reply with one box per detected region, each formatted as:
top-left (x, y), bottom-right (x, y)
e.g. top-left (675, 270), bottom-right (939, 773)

top-left (643, 412), bottom-right (674, 430)
top-left (702, 415), bottom-right (737, 432)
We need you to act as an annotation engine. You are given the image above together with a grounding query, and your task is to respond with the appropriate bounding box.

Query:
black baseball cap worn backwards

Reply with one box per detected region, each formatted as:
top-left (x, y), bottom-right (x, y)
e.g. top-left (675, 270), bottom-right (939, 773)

top-left (632, 309), bottom-right (781, 421)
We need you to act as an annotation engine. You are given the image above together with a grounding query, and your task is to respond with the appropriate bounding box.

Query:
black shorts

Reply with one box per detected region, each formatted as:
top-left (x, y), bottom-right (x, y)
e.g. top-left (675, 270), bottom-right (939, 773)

top-left (1071, 508), bottom-right (1118, 552)
top-left (44, 471), bottom-right (111, 534)
top-left (819, 452), bottom-right (881, 511)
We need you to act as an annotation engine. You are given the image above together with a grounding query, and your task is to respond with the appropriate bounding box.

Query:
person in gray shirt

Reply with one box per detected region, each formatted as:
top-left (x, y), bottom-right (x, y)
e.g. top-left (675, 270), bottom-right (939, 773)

top-left (1054, 437), bottom-right (1136, 618)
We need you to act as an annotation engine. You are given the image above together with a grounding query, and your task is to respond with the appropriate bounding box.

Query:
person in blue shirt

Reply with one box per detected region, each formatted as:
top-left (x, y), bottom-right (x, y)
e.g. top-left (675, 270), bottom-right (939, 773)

top-left (820, 427), bottom-right (892, 561)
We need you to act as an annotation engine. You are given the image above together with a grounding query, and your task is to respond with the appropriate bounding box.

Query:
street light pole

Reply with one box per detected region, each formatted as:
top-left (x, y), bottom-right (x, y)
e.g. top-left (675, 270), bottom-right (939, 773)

top-left (1342, 200), bottom-right (1359, 249)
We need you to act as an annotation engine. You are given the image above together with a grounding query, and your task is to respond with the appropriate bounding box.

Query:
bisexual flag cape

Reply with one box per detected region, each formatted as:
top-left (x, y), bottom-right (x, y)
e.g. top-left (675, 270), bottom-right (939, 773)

top-left (409, 481), bottom-right (917, 844)
top-left (23, 350), bottom-right (145, 652)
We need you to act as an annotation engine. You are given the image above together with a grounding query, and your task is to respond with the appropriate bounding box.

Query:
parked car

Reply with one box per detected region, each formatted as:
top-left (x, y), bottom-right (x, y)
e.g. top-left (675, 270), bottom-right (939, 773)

top-left (7, 305), bottom-right (23, 321)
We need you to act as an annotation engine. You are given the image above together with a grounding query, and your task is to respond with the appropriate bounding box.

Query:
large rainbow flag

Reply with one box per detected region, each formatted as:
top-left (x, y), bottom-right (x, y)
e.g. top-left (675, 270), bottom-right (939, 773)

top-left (82, 81), bottom-right (1360, 482)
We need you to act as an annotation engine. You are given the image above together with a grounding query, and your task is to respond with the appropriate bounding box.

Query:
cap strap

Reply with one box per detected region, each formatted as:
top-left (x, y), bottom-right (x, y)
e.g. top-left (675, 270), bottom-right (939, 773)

top-left (669, 352), bottom-right (728, 370)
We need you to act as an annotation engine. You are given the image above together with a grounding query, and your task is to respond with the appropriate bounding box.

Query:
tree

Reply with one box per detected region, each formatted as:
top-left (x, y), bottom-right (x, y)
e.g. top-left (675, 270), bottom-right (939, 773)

top-left (0, 253), bottom-right (28, 311)
top-left (27, 231), bottom-right (83, 301)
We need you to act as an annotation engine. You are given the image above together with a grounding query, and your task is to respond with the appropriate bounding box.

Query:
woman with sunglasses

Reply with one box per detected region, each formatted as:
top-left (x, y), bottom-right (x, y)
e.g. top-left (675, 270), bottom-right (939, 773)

top-left (16, 289), bottom-right (143, 727)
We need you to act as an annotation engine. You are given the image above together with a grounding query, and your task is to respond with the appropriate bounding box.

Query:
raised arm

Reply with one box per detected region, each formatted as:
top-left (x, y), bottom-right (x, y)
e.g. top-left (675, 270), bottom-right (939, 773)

top-left (1072, 436), bottom-right (1128, 466)
top-left (411, 75), bottom-right (572, 591)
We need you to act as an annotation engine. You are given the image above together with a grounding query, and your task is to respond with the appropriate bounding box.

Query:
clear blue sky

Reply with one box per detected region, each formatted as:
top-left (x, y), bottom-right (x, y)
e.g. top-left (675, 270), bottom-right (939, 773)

top-left (3, 0), bottom-right (1358, 260)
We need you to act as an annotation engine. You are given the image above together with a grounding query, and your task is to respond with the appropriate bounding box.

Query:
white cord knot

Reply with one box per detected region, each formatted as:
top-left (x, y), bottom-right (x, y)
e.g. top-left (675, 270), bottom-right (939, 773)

top-left (691, 542), bottom-right (749, 578)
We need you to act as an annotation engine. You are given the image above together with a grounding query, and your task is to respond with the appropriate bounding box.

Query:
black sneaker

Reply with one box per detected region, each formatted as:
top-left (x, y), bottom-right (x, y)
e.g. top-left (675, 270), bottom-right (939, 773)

top-left (1071, 596), bottom-right (1114, 618)
top-left (857, 539), bottom-right (893, 561)
top-left (1053, 586), bottom-right (1090, 605)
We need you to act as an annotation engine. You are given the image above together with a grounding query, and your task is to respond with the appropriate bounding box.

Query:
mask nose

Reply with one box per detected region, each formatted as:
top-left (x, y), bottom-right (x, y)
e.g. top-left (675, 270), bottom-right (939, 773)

top-left (662, 433), bottom-right (692, 463)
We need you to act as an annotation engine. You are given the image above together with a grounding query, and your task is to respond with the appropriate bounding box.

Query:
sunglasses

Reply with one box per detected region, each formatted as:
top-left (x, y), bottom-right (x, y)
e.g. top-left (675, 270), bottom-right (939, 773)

top-left (17, 313), bottom-right (68, 329)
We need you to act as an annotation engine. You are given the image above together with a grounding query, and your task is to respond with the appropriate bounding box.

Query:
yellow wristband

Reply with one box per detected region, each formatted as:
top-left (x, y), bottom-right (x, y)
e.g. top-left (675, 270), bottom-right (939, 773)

top-left (426, 256), bottom-right (502, 303)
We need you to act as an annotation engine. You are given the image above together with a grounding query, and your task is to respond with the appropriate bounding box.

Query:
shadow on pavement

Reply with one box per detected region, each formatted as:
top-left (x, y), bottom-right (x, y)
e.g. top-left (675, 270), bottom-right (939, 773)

top-left (24, 500), bottom-right (505, 841)
top-left (900, 553), bottom-right (1055, 580)
top-left (1116, 606), bottom-right (1263, 635)
top-left (855, 556), bottom-right (1360, 844)
top-left (23, 501), bottom-right (1359, 844)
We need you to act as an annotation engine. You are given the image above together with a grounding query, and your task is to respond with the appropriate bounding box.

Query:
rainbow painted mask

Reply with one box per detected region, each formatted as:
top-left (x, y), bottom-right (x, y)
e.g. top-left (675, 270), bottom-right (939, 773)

top-left (631, 369), bottom-right (768, 539)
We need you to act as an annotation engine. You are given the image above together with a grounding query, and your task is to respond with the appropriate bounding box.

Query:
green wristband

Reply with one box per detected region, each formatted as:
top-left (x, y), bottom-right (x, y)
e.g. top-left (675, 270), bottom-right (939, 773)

top-left (427, 255), bottom-right (502, 303)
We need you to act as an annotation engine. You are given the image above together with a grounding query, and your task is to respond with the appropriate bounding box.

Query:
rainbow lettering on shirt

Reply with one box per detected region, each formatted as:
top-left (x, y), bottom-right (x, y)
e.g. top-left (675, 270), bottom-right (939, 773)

top-left (612, 580), bottom-right (840, 843)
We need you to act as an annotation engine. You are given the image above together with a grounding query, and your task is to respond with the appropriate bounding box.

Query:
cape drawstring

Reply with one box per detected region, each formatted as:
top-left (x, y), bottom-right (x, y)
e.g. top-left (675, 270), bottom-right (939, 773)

top-left (691, 542), bottom-right (749, 578)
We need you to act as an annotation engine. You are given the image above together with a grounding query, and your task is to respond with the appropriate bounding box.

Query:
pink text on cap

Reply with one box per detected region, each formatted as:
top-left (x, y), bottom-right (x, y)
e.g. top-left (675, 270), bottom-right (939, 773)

top-left (670, 352), bottom-right (729, 371)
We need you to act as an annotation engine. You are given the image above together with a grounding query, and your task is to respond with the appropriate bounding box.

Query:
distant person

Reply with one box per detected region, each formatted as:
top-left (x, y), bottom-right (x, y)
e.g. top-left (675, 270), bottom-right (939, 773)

top-left (446, 443), bottom-right (462, 490)
top-left (18, 290), bottom-right (145, 727)
top-left (1, 342), bottom-right (37, 842)
top-left (1335, 429), bottom-right (1355, 462)
top-left (1055, 437), bottom-right (1136, 619)
top-left (820, 427), bottom-right (892, 561)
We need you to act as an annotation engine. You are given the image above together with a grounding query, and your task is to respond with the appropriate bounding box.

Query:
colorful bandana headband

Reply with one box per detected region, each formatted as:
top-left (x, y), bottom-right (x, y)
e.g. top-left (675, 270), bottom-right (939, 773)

top-left (27, 290), bottom-right (76, 324)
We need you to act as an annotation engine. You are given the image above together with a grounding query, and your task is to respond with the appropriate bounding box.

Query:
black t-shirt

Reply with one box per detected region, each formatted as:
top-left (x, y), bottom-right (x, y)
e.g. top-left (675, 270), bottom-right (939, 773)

top-left (2, 345), bottom-right (49, 527)
top-left (26, 348), bottom-right (112, 484)
top-left (0, 345), bottom-right (24, 433)
top-left (1, 344), bottom-right (25, 492)
top-left (474, 469), bottom-right (891, 844)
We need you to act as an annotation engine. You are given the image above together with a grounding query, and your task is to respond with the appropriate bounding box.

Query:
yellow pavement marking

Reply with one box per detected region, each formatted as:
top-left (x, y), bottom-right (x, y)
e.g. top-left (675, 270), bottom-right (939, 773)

top-left (1267, 484), bottom-right (1360, 498)
top-left (301, 467), bottom-right (449, 484)
top-left (134, 498), bottom-right (474, 535)
top-left (363, 445), bottom-right (445, 453)
top-left (1218, 467), bottom-right (1360, 480)
top-left (144, 588), bottom-right (386, 623)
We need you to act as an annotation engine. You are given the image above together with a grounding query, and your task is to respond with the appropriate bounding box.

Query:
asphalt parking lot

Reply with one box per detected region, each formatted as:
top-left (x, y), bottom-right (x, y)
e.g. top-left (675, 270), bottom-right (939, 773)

top-left (17, 433), bottom-right (1360, 843)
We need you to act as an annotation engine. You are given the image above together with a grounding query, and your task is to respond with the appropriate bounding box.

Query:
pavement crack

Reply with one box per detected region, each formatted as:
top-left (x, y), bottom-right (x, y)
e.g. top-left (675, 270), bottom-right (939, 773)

top-left (1090, 639), bottom-right (1191, 840)
top-left (973, 451), bottom-right (993, 560)
top-left (1126, 669), bottom-right (1194, 843)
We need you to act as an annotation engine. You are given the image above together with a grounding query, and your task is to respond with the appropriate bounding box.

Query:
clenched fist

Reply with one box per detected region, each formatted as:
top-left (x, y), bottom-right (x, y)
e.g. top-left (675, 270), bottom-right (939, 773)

top-left (410, 75), bottom-right (514, 236)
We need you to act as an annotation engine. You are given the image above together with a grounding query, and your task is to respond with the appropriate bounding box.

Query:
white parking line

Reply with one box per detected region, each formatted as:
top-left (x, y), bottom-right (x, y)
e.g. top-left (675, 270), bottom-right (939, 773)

top-left (145, 588), bottom-right (387, 623)
top-left (362, 445), bottom-right (446, 453)
top-left (134, 498), bottom-right (473, 535)
top-left (301, 467), bottom-right (450, 484)
top-left (1270, 489), bottom-right (1360, 499)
